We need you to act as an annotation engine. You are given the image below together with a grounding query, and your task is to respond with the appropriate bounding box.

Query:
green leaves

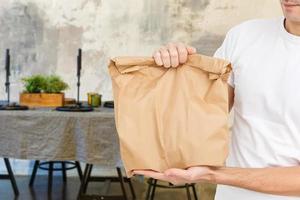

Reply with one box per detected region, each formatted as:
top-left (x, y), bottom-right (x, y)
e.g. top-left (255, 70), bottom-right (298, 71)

top-left (22, 75), bottom-right (69, 94)
top-left (22, 75), bottom-right (45, 93)
top-left (44, 75), bottom-right (69, 93)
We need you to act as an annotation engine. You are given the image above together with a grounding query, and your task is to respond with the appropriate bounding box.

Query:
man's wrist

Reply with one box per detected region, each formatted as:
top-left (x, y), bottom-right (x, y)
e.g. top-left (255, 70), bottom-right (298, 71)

top-left (197, 167), bottom-right (222, 184)
top-left (206, 167), bottom-right (230, 185)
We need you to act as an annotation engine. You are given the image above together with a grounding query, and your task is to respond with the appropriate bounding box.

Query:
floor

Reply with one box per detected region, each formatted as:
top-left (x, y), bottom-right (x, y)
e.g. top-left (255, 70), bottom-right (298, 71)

top-left (0, 175), bottom-right (216, 200)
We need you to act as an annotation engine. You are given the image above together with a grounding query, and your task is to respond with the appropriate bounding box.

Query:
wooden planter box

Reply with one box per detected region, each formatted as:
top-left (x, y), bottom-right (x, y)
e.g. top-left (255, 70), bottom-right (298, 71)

top-left (20, 93), bottom-right (65, 108)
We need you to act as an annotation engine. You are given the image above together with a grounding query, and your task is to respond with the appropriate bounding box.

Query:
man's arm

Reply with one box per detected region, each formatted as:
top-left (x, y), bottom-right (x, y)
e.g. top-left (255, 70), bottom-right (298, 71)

top-left (210, 166), bottom-right (300, 196)
top-left (135, 166), bottom-right (300, 197)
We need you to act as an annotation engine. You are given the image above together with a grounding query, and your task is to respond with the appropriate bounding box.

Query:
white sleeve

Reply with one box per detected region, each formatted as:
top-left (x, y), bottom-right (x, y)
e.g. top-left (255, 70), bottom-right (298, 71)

top-left (213, 30), bottom-right (235, 88)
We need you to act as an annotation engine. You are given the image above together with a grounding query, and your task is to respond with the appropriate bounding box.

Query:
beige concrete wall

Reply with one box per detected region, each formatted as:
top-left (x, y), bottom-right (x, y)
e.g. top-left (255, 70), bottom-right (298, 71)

top-left (0, 0), bottom-right (282, 102)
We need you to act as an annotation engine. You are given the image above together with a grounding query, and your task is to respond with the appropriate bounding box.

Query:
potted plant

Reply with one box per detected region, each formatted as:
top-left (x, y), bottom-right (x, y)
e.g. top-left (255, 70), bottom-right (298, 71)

top-left (20, 75), bottom-right (69, 107)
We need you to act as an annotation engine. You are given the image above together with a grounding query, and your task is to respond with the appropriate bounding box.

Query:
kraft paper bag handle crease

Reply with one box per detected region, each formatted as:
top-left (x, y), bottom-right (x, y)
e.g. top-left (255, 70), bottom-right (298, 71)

top-left (110, 54), bottom-right (232, 81)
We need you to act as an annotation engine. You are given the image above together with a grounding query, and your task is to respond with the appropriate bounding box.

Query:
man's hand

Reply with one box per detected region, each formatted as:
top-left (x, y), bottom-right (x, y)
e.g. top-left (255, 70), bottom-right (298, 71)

top-left (134, 166), bottom-right (213, 185)
top-left (153, 43), bottom-right (197, 68)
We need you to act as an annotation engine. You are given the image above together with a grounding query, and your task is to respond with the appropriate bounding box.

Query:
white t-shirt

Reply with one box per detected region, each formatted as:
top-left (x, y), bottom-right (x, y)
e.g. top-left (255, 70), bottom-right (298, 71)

top-left (213, 17), bottom-right (300, 200)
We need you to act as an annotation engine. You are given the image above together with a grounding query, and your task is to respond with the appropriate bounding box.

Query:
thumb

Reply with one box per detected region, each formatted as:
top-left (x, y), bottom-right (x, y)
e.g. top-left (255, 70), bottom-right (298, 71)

top-left (186, 46), bottom-right (197, 54)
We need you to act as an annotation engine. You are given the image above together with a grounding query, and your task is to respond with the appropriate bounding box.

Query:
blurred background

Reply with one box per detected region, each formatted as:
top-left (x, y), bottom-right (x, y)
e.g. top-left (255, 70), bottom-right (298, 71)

top-left (0, 0), bottom-right (282, 103)
top-left (0, 0), bottom-right (282, 199)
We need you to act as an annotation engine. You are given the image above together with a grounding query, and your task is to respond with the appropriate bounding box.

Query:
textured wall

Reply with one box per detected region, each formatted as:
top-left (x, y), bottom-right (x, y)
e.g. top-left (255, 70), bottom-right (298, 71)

top-left (0, 0), bottom-right (282, 102)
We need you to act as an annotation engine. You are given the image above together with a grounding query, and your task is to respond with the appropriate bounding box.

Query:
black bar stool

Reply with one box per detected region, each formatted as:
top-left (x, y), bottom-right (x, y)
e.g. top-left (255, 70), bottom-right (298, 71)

top-left (77, 164), bottom-right (136, 200)
top-left (29, 160), bottom-right (83, 190)
top-left (0, 158), bottom-right (19, 196)
top-left (145, 178), bottom-right (198, 200)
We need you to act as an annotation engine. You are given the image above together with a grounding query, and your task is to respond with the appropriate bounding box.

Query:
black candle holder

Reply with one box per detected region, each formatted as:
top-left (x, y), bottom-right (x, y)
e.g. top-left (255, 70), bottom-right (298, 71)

top-left (0, 49), bottom-right (28, 111)
top-left (56, 49), bottom-right (93, 112)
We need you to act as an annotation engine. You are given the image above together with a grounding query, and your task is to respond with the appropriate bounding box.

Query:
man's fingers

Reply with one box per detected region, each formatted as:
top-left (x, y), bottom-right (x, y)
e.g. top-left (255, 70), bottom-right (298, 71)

top-left (133, 170), bottom-right (164, 177)
top-left (186, 46), bottom-right (197, 54)
top-left (167, 43), bottom-right (179, 68)
top-left (177, 43), bottom-right (188, 64)
top-left (133, 170), bottom-right (168, 181)
top-left (153, 51), bottom-right (163, 66)
top-left (164, 168), bottom-right (192, 181)
top-left (153, 43), bottom-right (196, 68)
top-left (159, 47), bottom-right (171, 68)
top-left (164, 168), bottom-right (193, 185)
top-left (134, 169), bottom-right (191, 185)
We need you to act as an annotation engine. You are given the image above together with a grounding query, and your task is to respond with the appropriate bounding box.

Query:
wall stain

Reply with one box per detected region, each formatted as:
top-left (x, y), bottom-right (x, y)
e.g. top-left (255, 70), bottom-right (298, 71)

top-left (139, 0), bottom-right (210, 44)
top-left (0, 2), bottom-right (58, 75)
top-left (192, 33), bottom-right (224, 56)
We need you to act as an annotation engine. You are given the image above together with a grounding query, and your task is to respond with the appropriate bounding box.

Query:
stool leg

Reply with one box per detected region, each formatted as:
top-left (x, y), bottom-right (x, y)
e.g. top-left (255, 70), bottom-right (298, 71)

top-left (127, 178), bottom-right (136, 199)
top-left (29, 160), bottom-right (40, 187)
top-left (48, 162), bottom-right (54, 191)
top-left (4, 158), bottom-right (19, 196)
top-left (83, 164), bottom-right (93, 194)
top-left (145, 178), bottom-right (153, 200)
top-left (62, 162), bottom-right (67, 183)
top-left (192, 184), bottom-right (198, 200)
top-left (75, 161), bottom-right (83, 181)
top-left (77, 164), bottom-right (92, 200)
top-left (116, 167), bottom-right (128, 200)
top-left (150, 179), bottom-right (157, 200)
top-left (185, 184), bottom-right (192, 200)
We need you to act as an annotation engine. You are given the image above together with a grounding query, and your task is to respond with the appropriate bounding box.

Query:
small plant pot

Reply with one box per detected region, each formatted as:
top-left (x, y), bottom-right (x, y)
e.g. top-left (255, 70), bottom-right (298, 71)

top-left (20, 93), bottom-right (65, 108)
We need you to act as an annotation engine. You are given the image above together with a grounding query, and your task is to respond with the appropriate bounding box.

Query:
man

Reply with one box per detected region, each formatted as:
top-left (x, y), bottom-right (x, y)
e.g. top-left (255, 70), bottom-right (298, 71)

top-left (134, 0), bottom-right (300, 199)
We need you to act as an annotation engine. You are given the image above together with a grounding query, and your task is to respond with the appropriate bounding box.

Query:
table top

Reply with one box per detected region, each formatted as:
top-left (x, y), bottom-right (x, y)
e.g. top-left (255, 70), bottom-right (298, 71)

top-left (0, 107), bottom-right (114, 117)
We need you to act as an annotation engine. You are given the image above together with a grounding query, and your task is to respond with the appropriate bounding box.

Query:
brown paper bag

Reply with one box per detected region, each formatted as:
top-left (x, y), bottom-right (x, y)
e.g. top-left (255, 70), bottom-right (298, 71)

top-left (108, 54), bottom-right (232, 177)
